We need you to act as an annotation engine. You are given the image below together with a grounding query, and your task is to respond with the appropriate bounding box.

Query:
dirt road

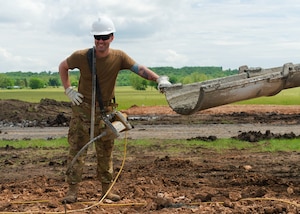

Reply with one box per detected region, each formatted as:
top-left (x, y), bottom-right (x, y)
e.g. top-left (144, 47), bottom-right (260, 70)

top-left (2, 123), bottom-right (300, 140)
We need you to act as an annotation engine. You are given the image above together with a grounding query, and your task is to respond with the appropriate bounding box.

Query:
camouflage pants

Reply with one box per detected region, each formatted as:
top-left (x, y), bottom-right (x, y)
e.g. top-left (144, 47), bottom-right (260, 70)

top-left (66, 101), bottom-right (115, 185)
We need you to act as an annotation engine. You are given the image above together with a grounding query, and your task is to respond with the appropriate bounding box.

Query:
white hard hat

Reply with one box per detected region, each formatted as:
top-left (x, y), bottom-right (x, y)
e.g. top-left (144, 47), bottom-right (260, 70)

top-left (90, 16), bottom-right (116, 35)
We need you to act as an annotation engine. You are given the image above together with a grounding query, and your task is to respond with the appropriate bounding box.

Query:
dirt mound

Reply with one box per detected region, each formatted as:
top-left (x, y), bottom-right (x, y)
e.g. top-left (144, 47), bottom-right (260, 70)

top-left (187, 130), bottom-right (300, 142)
top-left (187, 135), bottom-right (218, 141)
top-left (0, 99), bottom-right (71, 127)
top-left (233, 130), bottom-right (300, 142)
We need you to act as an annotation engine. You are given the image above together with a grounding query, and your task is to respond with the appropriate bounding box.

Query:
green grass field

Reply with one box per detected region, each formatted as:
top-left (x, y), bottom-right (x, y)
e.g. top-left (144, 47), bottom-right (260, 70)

top-left (114, 138), bottom-right (300, 153)
top-left (0, 86), bottom-right (299, 110)
top-left (1, 138), bottom-right (300, 152)
top-left (236, 87), bottom-right (300, 105)
top-left (0, 86), bottom-right (167, 110)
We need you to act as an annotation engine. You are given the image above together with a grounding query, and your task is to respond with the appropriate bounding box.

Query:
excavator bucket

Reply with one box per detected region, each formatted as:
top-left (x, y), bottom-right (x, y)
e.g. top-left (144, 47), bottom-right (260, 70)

top-left (165, 63), bottom-right (300, 115)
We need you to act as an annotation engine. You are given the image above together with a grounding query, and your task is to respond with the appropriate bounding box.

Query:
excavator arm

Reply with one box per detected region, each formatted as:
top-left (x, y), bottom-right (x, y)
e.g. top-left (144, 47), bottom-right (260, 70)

top-left (165, 62), bottom-right (300, 115)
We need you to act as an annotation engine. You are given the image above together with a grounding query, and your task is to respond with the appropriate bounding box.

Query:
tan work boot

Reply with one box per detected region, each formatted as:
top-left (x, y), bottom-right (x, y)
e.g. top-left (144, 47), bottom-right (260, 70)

top-left (61, 184), bottom-right (78, 204)
top-left (101, 183), bottom-right (121, 202)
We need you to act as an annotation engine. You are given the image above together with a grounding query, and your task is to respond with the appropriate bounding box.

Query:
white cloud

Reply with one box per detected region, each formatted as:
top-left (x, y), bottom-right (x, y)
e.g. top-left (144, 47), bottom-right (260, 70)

top-left (0, 47), bottom-right (48, 72)
top-left (0, 0), bottom-right (300, 72)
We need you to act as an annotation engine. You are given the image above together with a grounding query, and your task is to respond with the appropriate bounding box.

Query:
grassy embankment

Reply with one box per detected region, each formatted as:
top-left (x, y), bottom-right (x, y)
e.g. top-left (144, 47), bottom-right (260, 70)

top-left (0, 86), bottom-right (300, 152)
top-left (0, 86), bottom-right (167, 110)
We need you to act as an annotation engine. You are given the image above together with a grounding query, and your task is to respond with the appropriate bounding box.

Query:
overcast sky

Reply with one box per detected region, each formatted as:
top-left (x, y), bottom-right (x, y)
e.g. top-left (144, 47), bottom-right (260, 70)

top-left (1, 0), bottom-right (300, 73)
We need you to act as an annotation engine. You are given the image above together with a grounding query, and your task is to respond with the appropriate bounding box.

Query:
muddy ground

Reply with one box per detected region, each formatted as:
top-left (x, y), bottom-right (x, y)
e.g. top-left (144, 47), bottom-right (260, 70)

top-left (0, 99), bottom-right (300, 213)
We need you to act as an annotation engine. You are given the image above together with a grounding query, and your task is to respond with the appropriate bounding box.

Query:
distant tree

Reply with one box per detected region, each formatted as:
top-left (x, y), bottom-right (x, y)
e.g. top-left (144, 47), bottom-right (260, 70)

top-left (48, 77), bottom-right (60, 87)
top-left (0, 66), bottom-right (238, 89)
top-left (24, 78), bottom-right (28, 87)
top-left (117, 70), bottom-right (131, 86)
top-left (130, 74), bottom-right (147, 90)
top-left (14, 79), bottom-right (26, 88)
top-left (71, 81), bottom-right (78, 87)
top-left (181, 72), bottom-right (208, 84)
top-left (148, 80), bottom-right (157, 90)
top-left (0, 74), bottom-right (14, 88)
top-left (70, 73), bottom-right (79, 87)
top-left (29, 78), bottom-right (44, 89)
top-left (169, 76), bottom-right (178, 84)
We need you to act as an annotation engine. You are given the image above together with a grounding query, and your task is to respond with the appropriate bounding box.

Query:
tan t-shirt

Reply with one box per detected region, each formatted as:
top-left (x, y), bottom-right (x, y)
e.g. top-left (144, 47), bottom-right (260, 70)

top-left (67, 48), bottom-right (135, 102)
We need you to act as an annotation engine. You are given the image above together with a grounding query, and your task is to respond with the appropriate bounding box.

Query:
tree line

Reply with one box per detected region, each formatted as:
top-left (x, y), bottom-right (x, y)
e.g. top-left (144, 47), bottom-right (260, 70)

top-left (0, 66), bottom-right (238, 90)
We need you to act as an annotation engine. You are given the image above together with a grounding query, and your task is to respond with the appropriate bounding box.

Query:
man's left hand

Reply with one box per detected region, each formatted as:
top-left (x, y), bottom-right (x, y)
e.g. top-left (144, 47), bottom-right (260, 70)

top-left (157, 76), bottom-right (172, 93)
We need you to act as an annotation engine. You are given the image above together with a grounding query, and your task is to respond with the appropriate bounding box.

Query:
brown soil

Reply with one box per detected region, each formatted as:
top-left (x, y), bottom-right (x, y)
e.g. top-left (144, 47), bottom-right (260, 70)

top-left (0, 99), bottom-right (300, 213)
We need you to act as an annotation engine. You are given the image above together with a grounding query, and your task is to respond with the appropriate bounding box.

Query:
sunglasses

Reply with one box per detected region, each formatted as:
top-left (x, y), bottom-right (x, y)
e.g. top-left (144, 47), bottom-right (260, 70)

top-left (94, 34), bottom-right (111, 41)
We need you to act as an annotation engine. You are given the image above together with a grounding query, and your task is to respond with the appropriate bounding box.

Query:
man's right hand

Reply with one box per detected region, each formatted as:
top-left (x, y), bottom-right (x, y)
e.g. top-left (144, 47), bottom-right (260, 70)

top-left (65, 87), bottom-right (84, 105)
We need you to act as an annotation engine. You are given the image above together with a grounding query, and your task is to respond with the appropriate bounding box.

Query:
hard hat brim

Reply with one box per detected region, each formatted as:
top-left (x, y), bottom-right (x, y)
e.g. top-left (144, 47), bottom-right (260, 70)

top-left (90, 30), bottom-right (115, 36)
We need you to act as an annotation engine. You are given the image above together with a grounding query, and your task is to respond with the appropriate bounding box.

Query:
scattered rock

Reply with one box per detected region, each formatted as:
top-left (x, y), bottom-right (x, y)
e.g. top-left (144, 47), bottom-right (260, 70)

top-left (228, 191), bottom-right (242, 201)
top-left (4, 159), bottom-right (14, 165)
top-left (187, 135), bottom-right (217, 141)
top-left (232, 130), bottom-right (300, 142)
top-left (287, 186), bottom-right (294, 195)
top-left (243, 165), bottom-right (252, 171)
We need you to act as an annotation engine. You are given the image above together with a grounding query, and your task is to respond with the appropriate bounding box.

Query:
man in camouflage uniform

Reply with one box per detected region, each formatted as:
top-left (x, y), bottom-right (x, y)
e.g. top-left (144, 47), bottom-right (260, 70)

top-left (59, 15), bottom-right (172, 204)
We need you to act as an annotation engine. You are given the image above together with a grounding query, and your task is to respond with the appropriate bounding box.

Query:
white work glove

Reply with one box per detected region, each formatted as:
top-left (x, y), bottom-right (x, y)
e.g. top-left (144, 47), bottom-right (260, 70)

top-left (157, 76), bottom-right (172, 93)
top-left (65, 87), bottom-right (84, 105)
